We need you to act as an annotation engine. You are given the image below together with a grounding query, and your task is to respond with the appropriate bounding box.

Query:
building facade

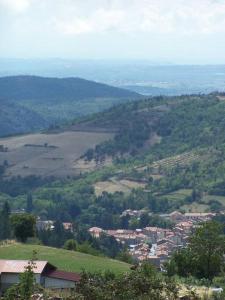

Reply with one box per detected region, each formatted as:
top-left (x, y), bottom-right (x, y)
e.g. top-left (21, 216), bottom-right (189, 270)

top-left (0, 260), bottom-right (80, 293)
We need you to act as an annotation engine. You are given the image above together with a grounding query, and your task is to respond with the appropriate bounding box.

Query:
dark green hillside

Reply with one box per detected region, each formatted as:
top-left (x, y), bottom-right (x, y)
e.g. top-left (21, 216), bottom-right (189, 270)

top-left (81, 94), bottom-right (225, 161)
top-left (0, 76), bottom-right (140, 102)
top-left (0, 102), bottom-right (48, 136)
top-left (0, 76), bottom-right (140, 136)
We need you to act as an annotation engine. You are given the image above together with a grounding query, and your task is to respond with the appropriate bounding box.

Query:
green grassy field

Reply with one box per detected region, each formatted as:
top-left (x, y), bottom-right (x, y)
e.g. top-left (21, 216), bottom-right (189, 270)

top-left (0, 243), bottom-right (130, 275)
top-left (164, 189), bottom-right (192, 201)
top-left (181, 203), bottom-right (210, 213)
top-left (202, 194), bottom-right (225, 205)
top-left (161, 189), bottom-right (212, 212)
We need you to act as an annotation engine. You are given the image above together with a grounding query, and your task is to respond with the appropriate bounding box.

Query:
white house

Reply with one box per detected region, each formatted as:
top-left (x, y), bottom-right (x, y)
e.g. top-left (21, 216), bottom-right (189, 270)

top-left (0, 260), bottom-right (80, 292)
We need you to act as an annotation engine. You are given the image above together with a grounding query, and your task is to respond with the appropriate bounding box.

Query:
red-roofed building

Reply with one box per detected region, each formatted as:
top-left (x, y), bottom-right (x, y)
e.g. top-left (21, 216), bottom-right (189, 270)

top-left (0, 260), bottom-right (80, 293)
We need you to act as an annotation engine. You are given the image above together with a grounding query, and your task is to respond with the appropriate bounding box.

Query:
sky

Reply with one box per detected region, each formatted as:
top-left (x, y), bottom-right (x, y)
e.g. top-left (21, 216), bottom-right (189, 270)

top-left (1, 0), bottom-right (225, 64)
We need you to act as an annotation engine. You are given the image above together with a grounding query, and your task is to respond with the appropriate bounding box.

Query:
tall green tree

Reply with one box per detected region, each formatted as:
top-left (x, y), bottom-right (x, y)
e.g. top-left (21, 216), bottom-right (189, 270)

top-left (0, 201), bottom-right (11, 240)
top-left (76, 263), bottom-right (178, 300)
top-left (189, 221), bottom-right (225, 280)
top-left (26, 193), bottom-right (33, 213)
top-left (166, 221), bottom-right (225, 280)
top-left (10, 213), bottom-right (36, 243)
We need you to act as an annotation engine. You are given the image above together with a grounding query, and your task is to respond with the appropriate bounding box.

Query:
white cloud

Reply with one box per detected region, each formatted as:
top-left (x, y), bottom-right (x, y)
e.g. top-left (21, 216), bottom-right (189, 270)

top-left (55, 8), bottom-right (125, 35)
top-left (1, 0), bottom-right (225, 62)
top-left (2, 0), bottom-right (225, 35)
top-left (52, 0), bottom-right (225, 36)
top-left (0, 0), bottom-right (32, 13)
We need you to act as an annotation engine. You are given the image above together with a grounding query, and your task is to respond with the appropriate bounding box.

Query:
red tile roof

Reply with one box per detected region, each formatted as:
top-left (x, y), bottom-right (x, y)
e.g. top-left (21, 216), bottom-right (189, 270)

top-left (45, 269), bottom-right (81, 282)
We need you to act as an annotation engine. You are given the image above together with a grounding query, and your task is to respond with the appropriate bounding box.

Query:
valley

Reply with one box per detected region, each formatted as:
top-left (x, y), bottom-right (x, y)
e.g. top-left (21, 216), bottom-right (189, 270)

top-left (0, 88), bottom-right (225, 299)
top-left (1, 1), bottom-right (225, 297)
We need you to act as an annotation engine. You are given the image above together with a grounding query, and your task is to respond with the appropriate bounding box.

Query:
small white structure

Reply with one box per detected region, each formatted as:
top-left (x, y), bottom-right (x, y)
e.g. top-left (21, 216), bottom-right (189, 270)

top-left (0, 260), bottom-right (80, 292)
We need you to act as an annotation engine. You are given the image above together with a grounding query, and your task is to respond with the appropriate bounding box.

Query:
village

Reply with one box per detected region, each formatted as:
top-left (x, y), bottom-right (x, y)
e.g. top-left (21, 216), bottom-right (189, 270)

top-left (88, 211), bottom-right (217, 269)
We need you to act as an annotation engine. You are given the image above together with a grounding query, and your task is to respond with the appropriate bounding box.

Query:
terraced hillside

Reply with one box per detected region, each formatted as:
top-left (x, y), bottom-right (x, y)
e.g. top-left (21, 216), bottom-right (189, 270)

top-left (136, 151), bottom-right (201, 173)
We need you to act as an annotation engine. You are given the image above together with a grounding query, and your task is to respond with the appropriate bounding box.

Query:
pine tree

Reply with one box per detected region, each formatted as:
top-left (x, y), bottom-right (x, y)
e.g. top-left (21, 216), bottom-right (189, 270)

top-left (0, 201), bottom-right (11, 240)
top-left (26, 193), bottom-right (33, 213)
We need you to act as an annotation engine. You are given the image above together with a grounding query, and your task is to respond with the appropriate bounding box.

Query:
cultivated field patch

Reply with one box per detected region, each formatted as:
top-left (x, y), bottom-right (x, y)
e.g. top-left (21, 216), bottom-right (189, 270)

top-left (165, 189), bottom-right (193, 201)
top-left (0, 131), bottom-right (113, 178)
top-left (135, 151), bottom-right (201, 174)
top-left (181, 203), bottom-right (210, 213)
top-left (202, 194), bottom-right (225, 205)
top-left (94, 178), bottom-right (146, 196)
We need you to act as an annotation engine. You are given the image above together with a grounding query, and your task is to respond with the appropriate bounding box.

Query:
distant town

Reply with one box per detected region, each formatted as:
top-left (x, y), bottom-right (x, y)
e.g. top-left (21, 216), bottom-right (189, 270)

top-left (88, 210), bottom-right (218, 268)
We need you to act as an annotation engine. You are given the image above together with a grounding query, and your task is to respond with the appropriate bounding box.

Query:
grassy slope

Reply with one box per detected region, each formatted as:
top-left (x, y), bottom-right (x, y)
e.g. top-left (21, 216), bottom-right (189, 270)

top-left (0, 243), bottom-right (130, 275)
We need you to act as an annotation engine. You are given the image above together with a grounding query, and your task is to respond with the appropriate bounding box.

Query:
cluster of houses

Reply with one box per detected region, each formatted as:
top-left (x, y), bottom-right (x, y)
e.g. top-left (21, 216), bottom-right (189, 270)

top-left (89, 211), bottom-right (216, 268)
top-left (36, 220), bottom-right (73, 232)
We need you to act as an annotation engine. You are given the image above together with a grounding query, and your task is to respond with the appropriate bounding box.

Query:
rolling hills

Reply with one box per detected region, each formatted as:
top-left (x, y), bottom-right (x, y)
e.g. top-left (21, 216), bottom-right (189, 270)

top-left (0, 75), bottom-right (140, 137)
top-left (1, 93), bottom-right (225, 220)
top-left (0, 243), bottom-right (130, 274)
top-left (1, 93), bottom-right (225, 180)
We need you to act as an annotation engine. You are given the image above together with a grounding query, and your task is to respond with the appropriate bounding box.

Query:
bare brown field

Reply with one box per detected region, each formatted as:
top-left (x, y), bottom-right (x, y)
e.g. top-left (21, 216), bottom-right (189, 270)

top-left (0, 131), bottom-right (113, 178)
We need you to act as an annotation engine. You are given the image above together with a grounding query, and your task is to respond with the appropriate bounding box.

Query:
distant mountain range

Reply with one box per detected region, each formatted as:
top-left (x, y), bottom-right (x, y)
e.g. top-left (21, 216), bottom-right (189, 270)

top-left (1, 60), bottom-right (225, 96)
top-left (0, 76), bottom-right (140, 137)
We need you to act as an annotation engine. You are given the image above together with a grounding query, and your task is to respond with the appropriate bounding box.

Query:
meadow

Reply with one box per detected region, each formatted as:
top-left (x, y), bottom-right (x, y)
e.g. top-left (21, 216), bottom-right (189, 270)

top-left (0, 243), bottom-right (130, 275)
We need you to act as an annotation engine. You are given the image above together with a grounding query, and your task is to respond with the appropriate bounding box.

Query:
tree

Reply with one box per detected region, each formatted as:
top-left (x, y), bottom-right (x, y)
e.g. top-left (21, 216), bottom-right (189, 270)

top-left (26, 193), bottom-right (33, 213)
top-left (191, 188), bottom-right (202, 202)
top-left (75, 263), bottom-right (178, 300)
top-left (10, 214), bottom-right (36, 243)
top-left (116, 249), bottom-right (134, 264)
top-left (64, 239), bottom-right (77, 251)
top-left (139, 213), bottom-right (150, 228)
top-left (166, 221), bottom-right (225, 280)
top-left (189, 221), bottom-right (225, 280)
top-left (98, 233), bottom-right (121, 258)
top-left (120, 215), bottom-right (130, 229)
top-left (0, 201), bottom-right (11, 240)
top-left (165, 248), bottom-right (195, 278)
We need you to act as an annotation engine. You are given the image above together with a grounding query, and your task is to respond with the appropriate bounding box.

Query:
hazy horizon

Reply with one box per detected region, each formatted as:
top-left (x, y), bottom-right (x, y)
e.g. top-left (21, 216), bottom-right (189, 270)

top-left (1, 57), bottom-right (225, 66)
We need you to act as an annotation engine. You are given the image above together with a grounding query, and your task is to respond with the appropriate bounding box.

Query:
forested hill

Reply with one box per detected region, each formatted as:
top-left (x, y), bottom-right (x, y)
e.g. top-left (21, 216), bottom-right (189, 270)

top-left (79, 93), bottom-right (225, 161)
top-left (0, 76), bottom-right (140, 102)
top-left (2, 93), bottom-right (225, 225)
top-left (0, 76), bottom-right (140, 137)
top-left (0, 102), bottom-right (48, 137)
